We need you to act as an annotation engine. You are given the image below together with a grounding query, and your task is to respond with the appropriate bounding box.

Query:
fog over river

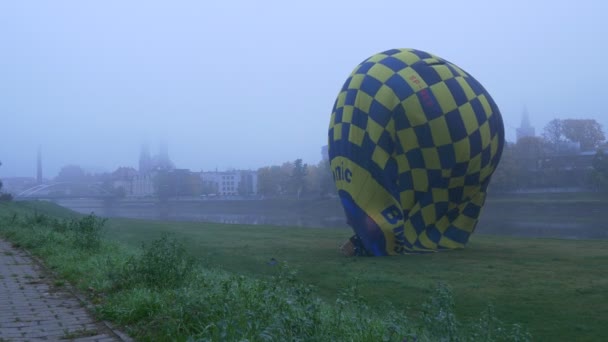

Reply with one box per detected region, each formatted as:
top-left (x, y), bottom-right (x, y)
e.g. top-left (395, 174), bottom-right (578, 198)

top-left (50, 198), bottom-right (608, 240)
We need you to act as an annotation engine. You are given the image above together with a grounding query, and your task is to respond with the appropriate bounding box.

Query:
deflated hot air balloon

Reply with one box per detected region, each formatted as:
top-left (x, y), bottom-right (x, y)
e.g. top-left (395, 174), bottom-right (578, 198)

top-left (328, 49), bottom-right (504, 256)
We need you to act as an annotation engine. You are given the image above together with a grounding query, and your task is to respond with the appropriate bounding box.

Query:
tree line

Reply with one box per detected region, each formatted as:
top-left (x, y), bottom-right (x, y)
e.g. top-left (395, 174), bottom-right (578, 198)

top-left (490, 118), bottom-right (607, 192)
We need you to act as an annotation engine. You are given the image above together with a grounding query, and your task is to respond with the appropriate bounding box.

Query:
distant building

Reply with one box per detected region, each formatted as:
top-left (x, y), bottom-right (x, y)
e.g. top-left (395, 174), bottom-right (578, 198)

top-left (138, 142), bottom-right (175, 175)
top-left (516, 107), bottom-right (535, 142)
top-left (321, 145), bottom-right (329, 161)
top-left (36, 146), bottom-right (43, 184)
top-left (200, 170), bottom-right (257, 196)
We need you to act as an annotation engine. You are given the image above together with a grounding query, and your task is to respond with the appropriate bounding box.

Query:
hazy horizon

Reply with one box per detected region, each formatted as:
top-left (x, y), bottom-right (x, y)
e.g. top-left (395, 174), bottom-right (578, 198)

top-left (2, 0), bottom-right (607, 178)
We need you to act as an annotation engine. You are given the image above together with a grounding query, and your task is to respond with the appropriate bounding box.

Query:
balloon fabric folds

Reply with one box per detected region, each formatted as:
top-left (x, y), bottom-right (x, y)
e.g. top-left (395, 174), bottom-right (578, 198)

top-left (328, 49), bottom-right (504, 256)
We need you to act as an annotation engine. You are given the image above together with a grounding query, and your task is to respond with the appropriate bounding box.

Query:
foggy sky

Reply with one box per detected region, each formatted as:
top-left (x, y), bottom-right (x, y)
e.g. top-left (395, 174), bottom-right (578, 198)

top-left (1, 0), bottom-right (607, 178)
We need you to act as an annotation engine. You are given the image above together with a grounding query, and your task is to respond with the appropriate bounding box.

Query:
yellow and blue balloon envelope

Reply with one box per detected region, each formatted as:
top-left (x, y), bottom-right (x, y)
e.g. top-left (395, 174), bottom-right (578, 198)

top-left (328, 49), bottom-right (504, 255)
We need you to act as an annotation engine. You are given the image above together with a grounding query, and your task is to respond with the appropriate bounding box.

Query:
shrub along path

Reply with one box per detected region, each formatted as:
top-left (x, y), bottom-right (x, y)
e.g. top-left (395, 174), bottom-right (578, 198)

top-left (0, 238), bottom-right (129, 342)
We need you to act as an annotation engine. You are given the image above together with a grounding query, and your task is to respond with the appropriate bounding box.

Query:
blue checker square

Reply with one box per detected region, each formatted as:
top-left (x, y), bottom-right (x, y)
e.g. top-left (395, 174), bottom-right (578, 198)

top-left (438, 144), bottom-right (456, 169)
top-left (462, 202), bottom-right (481, 218)
top-left (444, 225), bottom-right (469, 244)
top-left (360, 75), bottom-right (383, 97)
top-left (345, 89), bottom-right (358, 106)
top-left (386, 74), bottom-right (415, 101)
top-left (398, 171), bottom-right (413, 191)
top-left (356, 61), bottom-right (375, 74)
top-left (369, 100), bottom-right (392, 126)
top-left (445, 110), bottom-right (468, 141)
top-left (409, 211), bottom-right (426, 234)
top-left (417, 89), bottom-right (443, 120)
top-left (426, 226), bottom-right (442, 243)
top-left (481, 147), bottom-right (491, 166)
top-left (351, 107), bottom-right (368, 129)
top-left (333, 106), bottom-right (343, 124)
top-left (379, 56), bottom-right (408, 72)
top-left (340, 76), bottom-right (352, 92)
top-left (382, 49), bottom-right (402, 56)
top-left (405, 149), bottom-right (425, 169)
top-left (448, 186), bottom-right (464, 203)
top-left (444, 77), bottom-right (468, 106)
top-left (377, 130), bottom-right (394, 154)
top-left (410, 50), bottom-right (432, 59)
top-left (393, 105), bottom-right (411, 130)
top-left (434, 202), bottom-right (449, 219)
top-left (413, 63), bottom-right (442, 86)
top-left (465, 172), bottom-right (480, 185)
top-left (470, 98), bottom-right (488, 125)
top-left (466, 77), bottom-right (486, 96)
top-left (468, 130), bottom-right (482, 156)
top-left (413, 124), bottom-right (434, 148)
top-left (451, 162), bottom-right (469, 177)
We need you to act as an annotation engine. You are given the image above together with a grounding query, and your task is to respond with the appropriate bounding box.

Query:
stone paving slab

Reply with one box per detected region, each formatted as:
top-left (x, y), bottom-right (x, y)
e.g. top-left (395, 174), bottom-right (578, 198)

top-left (0, 239), bottom-right (130, 342)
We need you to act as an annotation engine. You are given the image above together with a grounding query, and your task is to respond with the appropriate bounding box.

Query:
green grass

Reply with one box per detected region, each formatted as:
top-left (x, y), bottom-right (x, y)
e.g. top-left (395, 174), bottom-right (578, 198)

top-left (2, 200), bottom-right (607, 341)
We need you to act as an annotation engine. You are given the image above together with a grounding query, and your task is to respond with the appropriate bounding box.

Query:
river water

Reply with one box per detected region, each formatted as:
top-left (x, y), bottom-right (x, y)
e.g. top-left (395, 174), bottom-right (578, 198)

top-left (53, 198), bottom-right (607, 240)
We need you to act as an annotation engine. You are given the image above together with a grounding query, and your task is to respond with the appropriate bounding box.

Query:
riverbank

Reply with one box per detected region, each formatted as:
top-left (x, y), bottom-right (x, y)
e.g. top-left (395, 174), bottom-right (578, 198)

top-left (52, 192), bottom-right (608, 239)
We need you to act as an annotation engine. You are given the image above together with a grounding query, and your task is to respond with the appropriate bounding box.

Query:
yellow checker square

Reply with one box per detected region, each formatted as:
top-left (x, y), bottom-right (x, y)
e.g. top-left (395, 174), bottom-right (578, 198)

top-left (463, 185), bottom-right (480, 199)
top-left (448, 176), bottom-right (465, 188)
top-left (372, 146), bottom-right (390, 169)
top-left (480, 164), bottom-right (494, 181)
top-left (402, 96), bottom-right (427, 127)
top-left (396, 127), bottom-right (419, 152)
top-left (393, 50), bottom-right (423, 65)
top-left (435, 215), bottom-right (451, 233)
top-left (342, 105), bottom-right (354, 123)
top-left (400, 68), bottom-right (428, 91)
top-left (418, 232), bottom-right (438, 250)
top-left (431, 64), bottom-right (455, 81)
top-left (411, 168), bottom-right (429, 191)
top-left (400, 189), bottom-right (415, 208)
top-left (450, 64), bottom-right (468, 78)
top-left (479, 121), bottom-right (492, 149)
top-left (453, 214), bottom-right (477, 232)
top-left (421, 147), bottom-right (441, 169)
top-left (478, 94), bottom-right (492, 117)
top-left (467, 154), bottom-right (482, 173)
top-left (490, 135), bottom-right (500, 156)
top-left (355, 91), bottom-right (373, 114)
top-left (348, 124), bottom-right (365, 147)
top-left (455, 77), bottom-right (476, 101)
top-left (332, 123), bottom-right (342, 141)
top-left (430, 82), bottom-right (458, 113)
top-left (458, 103), bottom-right (479, 135)
top-left (404, 221), bottom-right (418, 245)
top-left (374, 84), bottom-right (398, 110)
top-left (396, 154), bottom-right (411, 172)
top-left (367, 63), bottom-right (395, 83)
top-left (452, 138), bottom-right (471, 163)
top-left (335, 91), bottom-right (346, 108)
top-left (348, 74), bottom-right (366, 90)
top-left (438, 236), bottom-right (465, 249)
top-left (428, 117), bottom-right (452, 146)
top-left (421, 204), bottom-right (437, 225)
top-left (366, 119), bottom-right (384, 143)
top-left (367, 53), bottom-right (388, 63)
top-left (431, 188), bottom-right (449, 203)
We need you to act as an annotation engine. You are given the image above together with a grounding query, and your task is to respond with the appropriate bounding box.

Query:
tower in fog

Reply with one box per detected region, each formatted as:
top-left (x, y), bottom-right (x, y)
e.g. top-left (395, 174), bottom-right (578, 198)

top-left (516, 107), bottom-right (535, 141)
top-left (36, 146), bottom-right (43, 184)
top-left (139, 143), bottom-right (153, 175)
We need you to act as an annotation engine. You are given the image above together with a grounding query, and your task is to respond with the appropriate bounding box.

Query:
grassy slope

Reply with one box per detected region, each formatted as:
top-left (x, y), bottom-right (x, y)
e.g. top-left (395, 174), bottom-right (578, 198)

top-left (103, 217), bottom-right (608, 341)
top-left (3, 200), bottom-right (607, 341)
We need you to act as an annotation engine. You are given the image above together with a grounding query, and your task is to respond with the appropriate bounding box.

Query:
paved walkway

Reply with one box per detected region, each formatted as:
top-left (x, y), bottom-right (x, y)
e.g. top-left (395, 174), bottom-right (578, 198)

top-left (0, 239), bottom-right (130, 341)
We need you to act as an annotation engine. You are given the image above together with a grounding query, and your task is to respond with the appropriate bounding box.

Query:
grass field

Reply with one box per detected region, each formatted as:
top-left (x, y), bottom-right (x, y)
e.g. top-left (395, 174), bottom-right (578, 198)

top-left (104, 216), bottom-right (608, 341)
top-left (2, 200), bottom-right (607, 341)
